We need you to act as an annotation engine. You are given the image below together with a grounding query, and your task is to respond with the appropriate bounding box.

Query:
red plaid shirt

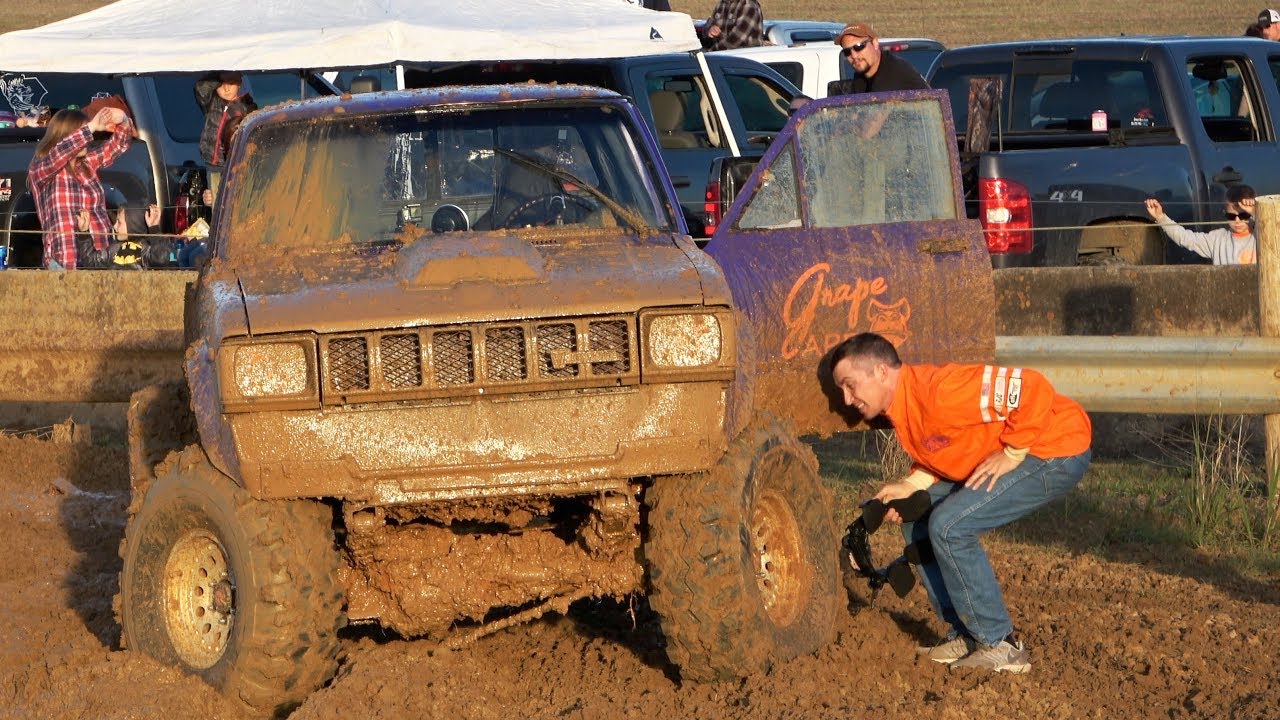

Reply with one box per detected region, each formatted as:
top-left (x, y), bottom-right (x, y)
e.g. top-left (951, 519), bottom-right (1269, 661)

top-left (702, 0), bottom-right (764, 51)
top-left (28, 120), bottom-right (133, 269)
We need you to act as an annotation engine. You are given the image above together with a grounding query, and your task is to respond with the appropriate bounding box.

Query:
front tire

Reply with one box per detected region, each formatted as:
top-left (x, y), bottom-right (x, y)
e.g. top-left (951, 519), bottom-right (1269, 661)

top-left (644, 415), bottom-right (838, 682)
top-left (117, 446), bottom-right (344, 717)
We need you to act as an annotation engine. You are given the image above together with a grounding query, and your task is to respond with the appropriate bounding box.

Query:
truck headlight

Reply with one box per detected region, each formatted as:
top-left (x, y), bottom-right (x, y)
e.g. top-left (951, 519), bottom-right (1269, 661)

top-left (649, 313), bottom-right (722, 367)
top-left (218, 335), bottom-right (319, 412)
top-left (641, 308), bottom-right (735, 381)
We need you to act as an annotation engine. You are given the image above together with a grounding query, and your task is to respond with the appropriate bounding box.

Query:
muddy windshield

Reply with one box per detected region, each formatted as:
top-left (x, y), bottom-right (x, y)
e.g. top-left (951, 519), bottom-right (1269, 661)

top-left (224, 103), bottom-right (673, 259)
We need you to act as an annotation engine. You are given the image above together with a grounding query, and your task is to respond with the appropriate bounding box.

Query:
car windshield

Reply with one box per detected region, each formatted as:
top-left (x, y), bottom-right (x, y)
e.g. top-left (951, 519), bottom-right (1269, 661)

top-left (224, 102), bottom-right (674, 260)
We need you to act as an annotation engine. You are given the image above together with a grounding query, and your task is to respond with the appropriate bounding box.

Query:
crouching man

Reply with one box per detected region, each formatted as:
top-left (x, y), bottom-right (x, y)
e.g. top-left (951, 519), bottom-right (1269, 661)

top-left (830, 332), bottom-right (1092, 673)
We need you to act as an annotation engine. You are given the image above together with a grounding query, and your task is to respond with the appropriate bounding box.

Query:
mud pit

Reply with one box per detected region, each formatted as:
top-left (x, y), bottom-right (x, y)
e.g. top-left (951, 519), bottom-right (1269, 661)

top-left (2, 432), bottom-right (1277, 720)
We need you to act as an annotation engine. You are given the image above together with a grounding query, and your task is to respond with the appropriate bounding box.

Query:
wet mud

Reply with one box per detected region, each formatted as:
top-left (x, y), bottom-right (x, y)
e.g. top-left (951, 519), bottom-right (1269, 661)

top-left (2, 433), bottom-right (1277, 719)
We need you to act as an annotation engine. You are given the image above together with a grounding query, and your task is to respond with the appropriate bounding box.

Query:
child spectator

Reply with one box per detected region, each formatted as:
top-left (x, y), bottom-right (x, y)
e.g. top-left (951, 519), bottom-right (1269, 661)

top-left (194, 71), bottom-right (257, 200)
top-left (28, 106), bottom-right (132, 269)
top-left (1144, 185), bottom-right (1258, 265)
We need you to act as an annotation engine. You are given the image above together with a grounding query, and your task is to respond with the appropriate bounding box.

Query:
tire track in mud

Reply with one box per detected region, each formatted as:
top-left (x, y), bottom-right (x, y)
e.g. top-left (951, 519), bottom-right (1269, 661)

top-left (1, 435), bottom-right (1276, 719)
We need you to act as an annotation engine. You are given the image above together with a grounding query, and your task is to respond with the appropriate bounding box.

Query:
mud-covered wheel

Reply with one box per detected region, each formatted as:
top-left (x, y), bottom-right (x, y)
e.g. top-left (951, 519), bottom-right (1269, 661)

top-left (117, 446), bottom-right (344, 717)
top-left (644, 414), bottom-right (838, 682)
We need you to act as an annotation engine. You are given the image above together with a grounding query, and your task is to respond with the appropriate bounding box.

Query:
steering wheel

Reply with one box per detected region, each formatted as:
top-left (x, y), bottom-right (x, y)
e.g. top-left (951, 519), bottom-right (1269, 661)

top-left (501, 192), bottom-right (599, 228)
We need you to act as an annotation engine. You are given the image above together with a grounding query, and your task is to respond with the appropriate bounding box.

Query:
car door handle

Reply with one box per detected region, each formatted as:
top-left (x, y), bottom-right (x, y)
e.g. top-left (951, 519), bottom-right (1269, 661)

top-left (918, 237), bottom-right (970, 254)
top-left (670, 176), bottom-right (691, 188)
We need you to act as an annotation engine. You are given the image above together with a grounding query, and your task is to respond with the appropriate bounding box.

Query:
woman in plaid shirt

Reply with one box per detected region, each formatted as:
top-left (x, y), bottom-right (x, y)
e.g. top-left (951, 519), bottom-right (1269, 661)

top-left (28, 106), bottom-right (133, 269)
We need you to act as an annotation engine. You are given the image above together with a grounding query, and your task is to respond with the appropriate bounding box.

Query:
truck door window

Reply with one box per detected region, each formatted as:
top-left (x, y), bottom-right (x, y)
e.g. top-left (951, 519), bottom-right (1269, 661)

top-left (737, 144), bottom-right (799, 229)
top-left (723, 74), bottom-right (791, 146)
top-left (646, 75), bottom-right (720, 149)
top-left (1187, 57), bottom-right (1259, 142)
top-left (735, 98), bottom-right (956, 230)
top-left (765, 62), bottom-right (805, 95)
top-left (802, 101), bottom-right (955, 226)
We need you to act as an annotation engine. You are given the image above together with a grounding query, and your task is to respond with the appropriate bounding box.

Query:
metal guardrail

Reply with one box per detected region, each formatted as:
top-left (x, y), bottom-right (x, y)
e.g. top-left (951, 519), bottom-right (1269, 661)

top-left (997, 335), bottom-right (1280, 415)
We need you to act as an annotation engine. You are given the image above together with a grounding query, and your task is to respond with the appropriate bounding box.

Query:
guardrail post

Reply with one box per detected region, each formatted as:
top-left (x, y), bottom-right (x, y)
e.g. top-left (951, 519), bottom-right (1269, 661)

top-left (1258, 195), bottom-right (1280, 522)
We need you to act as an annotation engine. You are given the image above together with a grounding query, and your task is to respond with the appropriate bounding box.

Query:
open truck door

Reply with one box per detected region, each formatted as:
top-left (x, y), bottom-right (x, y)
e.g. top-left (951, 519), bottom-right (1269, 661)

top-left (703, 89), bottom-right (996, 438)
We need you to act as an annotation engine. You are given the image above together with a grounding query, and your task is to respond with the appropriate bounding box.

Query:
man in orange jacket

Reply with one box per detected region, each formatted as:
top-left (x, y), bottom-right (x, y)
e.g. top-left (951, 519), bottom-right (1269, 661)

top-left (830, 332), bottom-right (1092, 673)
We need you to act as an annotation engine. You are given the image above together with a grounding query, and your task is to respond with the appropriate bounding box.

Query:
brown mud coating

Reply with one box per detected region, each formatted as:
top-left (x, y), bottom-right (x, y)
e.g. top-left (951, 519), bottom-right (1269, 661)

top-left (4, 433), bottom-right (1276, 719)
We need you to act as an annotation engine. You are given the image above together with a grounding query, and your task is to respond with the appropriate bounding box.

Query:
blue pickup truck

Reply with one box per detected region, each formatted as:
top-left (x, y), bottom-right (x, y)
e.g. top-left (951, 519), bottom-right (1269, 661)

top-left (928, 36), bottom-right (1280, 267)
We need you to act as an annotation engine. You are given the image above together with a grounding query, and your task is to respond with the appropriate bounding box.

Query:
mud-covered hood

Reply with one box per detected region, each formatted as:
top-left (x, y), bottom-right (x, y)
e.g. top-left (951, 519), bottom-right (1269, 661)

top-left (233, 233), bottom-right (709, 335)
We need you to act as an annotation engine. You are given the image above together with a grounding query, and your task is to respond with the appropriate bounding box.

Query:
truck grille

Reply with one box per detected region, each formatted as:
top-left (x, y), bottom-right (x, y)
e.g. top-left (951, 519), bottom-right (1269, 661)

top-left (321, 315), bottom-right (636, 403)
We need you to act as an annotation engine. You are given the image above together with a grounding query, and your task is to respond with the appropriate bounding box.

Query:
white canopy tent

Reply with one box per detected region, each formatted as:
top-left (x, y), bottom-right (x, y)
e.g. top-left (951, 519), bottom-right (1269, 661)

top-left (0, 0), bottom-right (701, 74)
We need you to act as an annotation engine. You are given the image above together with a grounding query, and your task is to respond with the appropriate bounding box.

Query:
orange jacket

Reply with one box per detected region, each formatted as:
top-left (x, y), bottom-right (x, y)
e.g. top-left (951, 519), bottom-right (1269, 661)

top-left (886, 363), bottom-right (1091, 482)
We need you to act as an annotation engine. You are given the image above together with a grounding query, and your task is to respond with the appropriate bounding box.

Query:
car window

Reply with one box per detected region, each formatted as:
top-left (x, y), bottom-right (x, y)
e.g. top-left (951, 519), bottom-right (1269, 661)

top-left (331, 68), bottom-right (399, 93)
top-left (1186, 56), bottom-right (1259, 142)
top-left (247, 72), bottom-right (330, 107)
top-left (927, 61), bottom-right (1007, 134)
top-left (153, 71), bottom-right (331, 145)
top-left (1013, 60), bottom-right (1168, 132)
top-left (723, 73), bottom-right (791, 145)
top-left (0, 71), bottom-right (125, 120)
top-left (765, 62), bottom-right (805, 93)
top-left (645, 73), bottom-right (721, 149)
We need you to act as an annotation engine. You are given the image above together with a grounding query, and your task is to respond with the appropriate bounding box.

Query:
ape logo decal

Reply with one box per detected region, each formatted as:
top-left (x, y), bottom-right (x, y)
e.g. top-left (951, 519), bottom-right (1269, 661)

top-left (781, 262), bottom-right (913, 359)
top-left (0, 75), bottom-right (49, 115)
top-left (867, 297), bottom-right (911, 346)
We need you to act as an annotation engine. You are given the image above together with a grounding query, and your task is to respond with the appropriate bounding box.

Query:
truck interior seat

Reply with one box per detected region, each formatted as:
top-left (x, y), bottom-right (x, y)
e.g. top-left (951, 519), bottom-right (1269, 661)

top-left (649, 90), bottom-right (700, 149)
top-left (1036, 81), bottom-right (1090, 127)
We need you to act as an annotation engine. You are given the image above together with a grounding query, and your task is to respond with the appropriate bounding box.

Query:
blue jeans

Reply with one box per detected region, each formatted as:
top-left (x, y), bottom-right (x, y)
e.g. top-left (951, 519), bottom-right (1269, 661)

top-left (901, 450), bottom-right (1092, 646)
top-left (46, 259), bottom-right (66, 270)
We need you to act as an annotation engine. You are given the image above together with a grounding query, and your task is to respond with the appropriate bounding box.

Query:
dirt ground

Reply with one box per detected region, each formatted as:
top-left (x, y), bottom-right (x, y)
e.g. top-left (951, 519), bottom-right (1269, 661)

top-left (1, 432), bottom-right (1277, 720)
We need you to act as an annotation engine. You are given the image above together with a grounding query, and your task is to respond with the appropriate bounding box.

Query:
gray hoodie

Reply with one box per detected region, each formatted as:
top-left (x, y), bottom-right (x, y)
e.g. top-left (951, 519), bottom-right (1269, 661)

top-left (1154, 215), bottom-right (1257, 265)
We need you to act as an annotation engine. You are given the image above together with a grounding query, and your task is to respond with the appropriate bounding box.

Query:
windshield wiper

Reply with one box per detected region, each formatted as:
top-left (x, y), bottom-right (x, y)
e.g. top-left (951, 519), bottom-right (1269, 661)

top-left (493, 148), bottom-right (648, 233)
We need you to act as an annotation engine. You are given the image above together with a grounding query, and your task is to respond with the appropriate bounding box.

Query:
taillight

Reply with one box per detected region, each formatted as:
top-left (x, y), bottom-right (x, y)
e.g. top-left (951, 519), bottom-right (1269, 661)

top-left (703, 179), bottom-right (722, 235)
top-left (978, 177), bottom-right (1032, 253)
top-left (174, 195), bottom-right (191, 235)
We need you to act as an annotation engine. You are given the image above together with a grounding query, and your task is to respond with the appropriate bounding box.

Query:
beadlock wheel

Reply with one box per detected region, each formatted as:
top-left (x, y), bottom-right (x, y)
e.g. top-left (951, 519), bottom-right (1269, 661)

top-left (750, 486), bottom-right (810, 628)
top-left (645, 414), bottom-right (838, 682)
top-left (163, 529), bottom-right (234, 669)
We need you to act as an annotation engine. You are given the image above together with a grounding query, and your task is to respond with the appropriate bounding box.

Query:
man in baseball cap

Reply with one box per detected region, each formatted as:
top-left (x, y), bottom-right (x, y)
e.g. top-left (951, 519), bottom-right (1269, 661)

top-left (828, 22), bottom-right (929, 96)
top-left (1257, 9), bottom-right (1280, 39)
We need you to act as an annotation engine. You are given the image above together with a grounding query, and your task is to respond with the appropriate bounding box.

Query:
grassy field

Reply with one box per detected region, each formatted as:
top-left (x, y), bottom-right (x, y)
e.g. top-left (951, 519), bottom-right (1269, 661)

top-left (3, 1), bottom-right (1276, 46)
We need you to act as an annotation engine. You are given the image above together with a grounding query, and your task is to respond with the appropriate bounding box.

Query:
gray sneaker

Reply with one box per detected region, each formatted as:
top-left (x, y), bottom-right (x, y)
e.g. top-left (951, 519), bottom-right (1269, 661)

top-left (948, 637), bottom-right (1031, 673)
top-left (916, 635), bottom-right (975, 664)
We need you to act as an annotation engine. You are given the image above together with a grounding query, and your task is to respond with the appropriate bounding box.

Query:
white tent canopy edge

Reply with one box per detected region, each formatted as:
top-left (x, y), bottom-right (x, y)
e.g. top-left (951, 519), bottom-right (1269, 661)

top-left (0, 0), bottom-right (701, 74)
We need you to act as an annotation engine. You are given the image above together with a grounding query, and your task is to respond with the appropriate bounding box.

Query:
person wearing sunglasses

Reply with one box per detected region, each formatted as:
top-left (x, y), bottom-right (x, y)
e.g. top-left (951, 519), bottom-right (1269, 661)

top-left (827, 22), bottom-right (929, 97)
top-left (1144, 185), bottom-right (1258, 265)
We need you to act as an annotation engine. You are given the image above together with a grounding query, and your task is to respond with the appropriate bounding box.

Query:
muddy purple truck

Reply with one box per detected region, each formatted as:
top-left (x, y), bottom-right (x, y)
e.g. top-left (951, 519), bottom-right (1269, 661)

top-left (117, 83), bottom-right (993, 716)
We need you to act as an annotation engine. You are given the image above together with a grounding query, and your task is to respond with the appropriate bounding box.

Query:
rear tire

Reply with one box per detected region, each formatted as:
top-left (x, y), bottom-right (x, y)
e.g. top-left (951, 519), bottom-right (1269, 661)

top-left (117, 446), bottom-right (344, 717)
top-left (1078, 221), bottom-right (1164, 265)
top-left (644, 414), bottom-right (838, 682)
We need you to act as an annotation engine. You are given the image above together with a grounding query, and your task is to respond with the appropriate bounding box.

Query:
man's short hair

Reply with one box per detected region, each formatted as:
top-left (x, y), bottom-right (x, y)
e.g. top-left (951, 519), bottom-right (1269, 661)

top-left (1227, 184), bottom-right (1257, 204)
top-left (831, 332), bottom-right (901, 370)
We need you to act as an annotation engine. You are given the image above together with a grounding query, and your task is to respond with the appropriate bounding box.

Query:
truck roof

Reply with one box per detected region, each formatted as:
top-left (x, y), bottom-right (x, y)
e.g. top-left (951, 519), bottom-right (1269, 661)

top-left (251, 83), bottom-right (627, 127)
top-left (936, 35), bottom-right (1278, 62)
